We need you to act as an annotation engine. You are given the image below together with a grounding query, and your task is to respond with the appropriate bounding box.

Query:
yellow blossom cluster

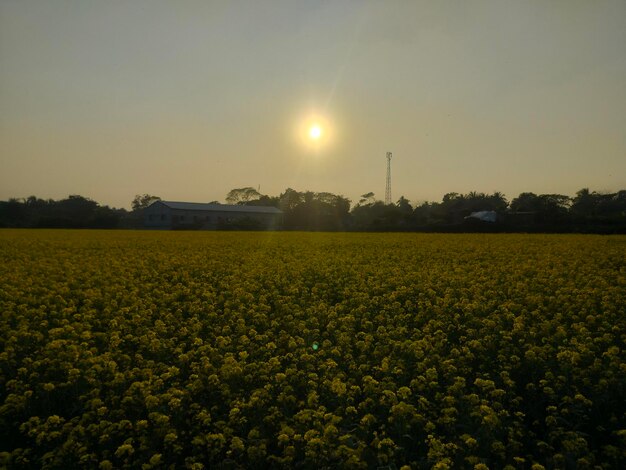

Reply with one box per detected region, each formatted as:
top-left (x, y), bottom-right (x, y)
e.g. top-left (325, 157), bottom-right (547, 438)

top-left (0, 230), bottom-right (625, 468)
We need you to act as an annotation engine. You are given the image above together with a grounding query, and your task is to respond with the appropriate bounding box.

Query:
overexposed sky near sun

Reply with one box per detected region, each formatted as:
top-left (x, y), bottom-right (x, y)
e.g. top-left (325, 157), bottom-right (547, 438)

top-left (1, 0), bottom-right (625, 209)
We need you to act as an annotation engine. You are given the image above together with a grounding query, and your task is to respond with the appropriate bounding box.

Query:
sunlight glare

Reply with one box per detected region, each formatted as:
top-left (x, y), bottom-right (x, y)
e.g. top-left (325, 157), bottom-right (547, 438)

top-left (309, 125), bottom-right (322, 140)
top-left (294, 112), bottom-right (334, 152)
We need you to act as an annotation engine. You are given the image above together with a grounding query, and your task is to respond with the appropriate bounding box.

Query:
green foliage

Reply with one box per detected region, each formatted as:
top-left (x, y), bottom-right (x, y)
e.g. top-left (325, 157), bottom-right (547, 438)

top-left (1, 230), bottom-right (625, 468)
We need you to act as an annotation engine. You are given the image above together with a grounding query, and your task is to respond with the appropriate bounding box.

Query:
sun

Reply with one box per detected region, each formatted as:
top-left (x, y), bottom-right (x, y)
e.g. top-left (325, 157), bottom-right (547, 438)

top-left (309, 125), bottom-right (322, 140)
top-left (294, 112), bottom-right (334, 150)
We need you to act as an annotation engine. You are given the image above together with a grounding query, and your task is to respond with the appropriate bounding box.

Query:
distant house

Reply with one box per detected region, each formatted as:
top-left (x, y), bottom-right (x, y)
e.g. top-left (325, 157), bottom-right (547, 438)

top-left (464, 211), bottom-right (497, 223)
top-left (144, 200), bottom-right (282, 230)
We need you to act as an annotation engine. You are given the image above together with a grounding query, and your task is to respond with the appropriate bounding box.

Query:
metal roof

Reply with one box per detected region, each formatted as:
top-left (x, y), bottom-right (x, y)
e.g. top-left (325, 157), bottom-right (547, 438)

top-left (152, 200), bottom-right (282, 214)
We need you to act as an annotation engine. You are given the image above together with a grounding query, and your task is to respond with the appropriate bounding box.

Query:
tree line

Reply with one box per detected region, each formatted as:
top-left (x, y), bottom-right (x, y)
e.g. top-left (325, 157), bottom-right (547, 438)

top-left (0, 195), bottom-right (125, 229)
top-left (223, 186), bottom-right (626, 233)
top-left (1, 188), bottom-right (625, 233)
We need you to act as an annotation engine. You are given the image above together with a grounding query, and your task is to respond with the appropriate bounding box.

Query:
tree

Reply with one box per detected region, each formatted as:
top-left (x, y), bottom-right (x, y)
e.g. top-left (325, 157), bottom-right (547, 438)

top-left (282, 190), bottom-right (351, 230)
top-left (412, 201), bottom-right (440, 226)
top-left (537, 194), bottom-right (571, 224)
top-left (0, 198), bottom-right (26, 227)
top-left (358, 192), bottom-right (375, 206)
top-left (225, 187), bottom-right (262, 205)
top-left (571, 188), bottom-right (597, 218)
top-left (396, 196), bottom-right (412, 214)
top-left (245, 195), bottom-right (280, 207)
top-left (438, 193), bottom-right (466, 223)
top-left (91, 206), bottom-right (123, 228)
top-left (510, 192), bottom-right (571, 226)
top-left (509, 192), bottom-right (540, 213)
top-left (279, 188), bottom-right (303, 212)
top-left (489, 191), bottom-right (509, 213)
top-left (597, 190), bottom-right (626, 217)
top-left (351, 201), bottom-right (391, 229)
top-left (132, 194), bottom-right (161, 211)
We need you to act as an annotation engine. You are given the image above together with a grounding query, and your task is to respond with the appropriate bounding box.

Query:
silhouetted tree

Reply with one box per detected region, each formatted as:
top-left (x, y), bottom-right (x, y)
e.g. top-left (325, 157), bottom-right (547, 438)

top-left (598, 190), bottom-right (626, 217)
top-left (396, 196), bottom-right (413, 214)
top-left (0, 198), bottom-right (26, 227)
top-left (509, 192), bottom-right (540, 212)
top-left (489, 192), bottom-right (509, 213)
top-left (34, 195), bottom-right (96, 228)
top-left (571, 188), bottom-right (597, 218)
top-left (1, 187), bottom-right (624, 232)
top-left (91, 206), bottom-right (123, 228)
top-left (281, 190), bottom-right (351, 230)
top-left (412, 201), bottom-right (441, 226)
top-left (132, 194), bottom-right (161, 211)
top-left (0, 195), bottom-right (123, 228)
top-left (567, 188), bottom-right (626, 232)
top-left (245, 195), bottom-right (280, 207)
top-left (225, 187), bottom-right (262, 204)
top-left (358, 192), bottom-right (375, 205)
top-left (509, 192), bottom-right (571, 227)
top-left (279, 188), bottom-right (304, 212)
top-left (351, 201), bottom-right (392, 230)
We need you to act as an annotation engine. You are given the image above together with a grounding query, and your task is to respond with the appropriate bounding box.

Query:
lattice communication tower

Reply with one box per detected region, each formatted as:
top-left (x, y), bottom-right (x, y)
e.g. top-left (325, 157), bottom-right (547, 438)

top-left (385, 152), bottom-right (392, 205)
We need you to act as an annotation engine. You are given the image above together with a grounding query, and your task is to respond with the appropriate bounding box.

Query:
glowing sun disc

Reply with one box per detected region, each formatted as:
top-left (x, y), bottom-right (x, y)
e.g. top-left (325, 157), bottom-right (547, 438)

top-left (309, 125), bottom-right (322, 139)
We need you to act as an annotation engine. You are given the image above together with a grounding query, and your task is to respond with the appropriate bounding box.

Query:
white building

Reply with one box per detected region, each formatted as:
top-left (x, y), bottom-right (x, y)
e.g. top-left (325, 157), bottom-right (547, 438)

top-left (144, 200), bottom-right (282, 230)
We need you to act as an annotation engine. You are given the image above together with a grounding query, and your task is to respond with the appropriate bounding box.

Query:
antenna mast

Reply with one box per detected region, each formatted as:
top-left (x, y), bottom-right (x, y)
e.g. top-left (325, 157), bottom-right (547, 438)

top-left (385, 152), bottom-right (392, 205)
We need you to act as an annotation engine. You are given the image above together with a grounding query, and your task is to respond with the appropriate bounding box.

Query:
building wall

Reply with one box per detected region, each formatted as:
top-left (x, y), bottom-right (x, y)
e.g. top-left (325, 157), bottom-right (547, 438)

top-left (144, 202), bottom-right (172, 228)
top-left (169, 209), bottom-right (226, 229)
top-left (144, 202), bottom-right (281, 230)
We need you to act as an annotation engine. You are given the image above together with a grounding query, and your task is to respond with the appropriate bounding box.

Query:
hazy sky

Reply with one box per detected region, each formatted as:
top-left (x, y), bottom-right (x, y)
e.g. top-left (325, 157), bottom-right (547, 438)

top-left (1, 0), bottom-right (625, 209)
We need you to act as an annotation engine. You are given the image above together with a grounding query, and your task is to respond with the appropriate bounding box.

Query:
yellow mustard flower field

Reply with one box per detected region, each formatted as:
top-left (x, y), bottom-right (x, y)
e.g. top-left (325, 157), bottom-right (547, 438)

top-left (1, 230), bottom-right (625, 469)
